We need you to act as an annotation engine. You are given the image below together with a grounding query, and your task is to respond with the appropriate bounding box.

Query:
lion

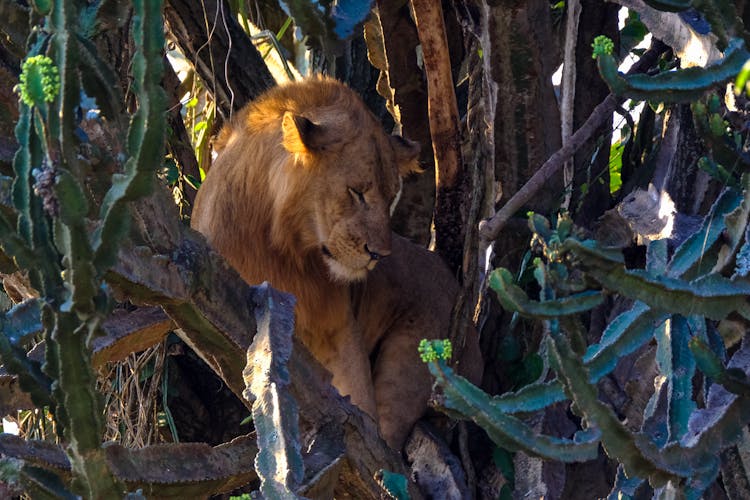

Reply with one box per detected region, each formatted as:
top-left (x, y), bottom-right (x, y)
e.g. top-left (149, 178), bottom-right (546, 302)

top-left (191, 76), bottom-right (482, 449)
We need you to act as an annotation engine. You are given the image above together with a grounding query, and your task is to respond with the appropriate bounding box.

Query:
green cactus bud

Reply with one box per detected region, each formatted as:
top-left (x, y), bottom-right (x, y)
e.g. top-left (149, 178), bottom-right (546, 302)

top-left (592, 35), bottom-right (614, 59)
top-left (418, 339), bottom-right (452, 363)
top-left (17, 55), bottom-right (60, 107)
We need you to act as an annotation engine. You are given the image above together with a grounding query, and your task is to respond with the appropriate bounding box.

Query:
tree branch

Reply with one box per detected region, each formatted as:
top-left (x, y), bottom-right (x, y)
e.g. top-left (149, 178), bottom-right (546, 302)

top-left (479, 43), bottom-right (667, 242)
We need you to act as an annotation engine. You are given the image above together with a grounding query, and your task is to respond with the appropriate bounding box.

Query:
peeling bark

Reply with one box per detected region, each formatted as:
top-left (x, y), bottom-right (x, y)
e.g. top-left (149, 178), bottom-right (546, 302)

top-left (410, 0), bottom-right (467, 272)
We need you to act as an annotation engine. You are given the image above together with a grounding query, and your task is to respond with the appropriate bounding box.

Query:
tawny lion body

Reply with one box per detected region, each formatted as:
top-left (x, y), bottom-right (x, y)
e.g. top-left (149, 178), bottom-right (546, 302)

top-left (191, 77), bottom-right (481, 448)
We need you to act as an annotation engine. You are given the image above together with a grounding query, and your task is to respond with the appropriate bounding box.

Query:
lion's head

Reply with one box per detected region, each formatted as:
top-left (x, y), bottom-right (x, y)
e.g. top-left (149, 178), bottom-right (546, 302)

top-left (278, 99), bottom-right (420, 281)
top-left (204, 77), bottom-right (421, 283)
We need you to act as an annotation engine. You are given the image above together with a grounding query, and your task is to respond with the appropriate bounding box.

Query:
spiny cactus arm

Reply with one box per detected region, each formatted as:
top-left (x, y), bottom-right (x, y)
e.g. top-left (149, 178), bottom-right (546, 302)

top-left (690, 337), bottom-right (750, 396)
top-left (53, 170), bottom-right (96, 316)
top-left (667, 186), bottom-right (744, 278)
top-left (12, 72), bottom-right (62, 296)
top-left (583, 303), bottom-right (669, 382)
top-left (243, 284), bottom-right (305, 499)
top-left (489, 379), bottom-right (567, 413)
top-left (653, 315), bottom-right (697, 442)
top-left (548, 320), bottom-right (688, 486)
top-left (489, 268), bottom-right (604, 318)
top-left (93, 0), bottom-right (165, 273)
top-left (487, 299), bottom-right (661, 412)
top-left (565, 239), bottom-right (750, 320)
top-left (713, 176), bottom-right (750, 273)
top-left (49, 0), bottom-right (80, 174)
top-left (12, 104), bottom-right (36, 244)
top-left (487, 293), bottom-right (666, 414)
top-left (654, 341), bottom-right (750, 485)
top-left (0, 213), bottom-right (37, 272)
top-left (735, 224), bottom-right (750, 278)
top-left (606, 466), bottom-right (645, 499)
top-left (51, 310), bottom-right (123, 498)
top-left (423, 343), bottom-right (600, 462)
top-left (593, 36), bottom-right (749, 103)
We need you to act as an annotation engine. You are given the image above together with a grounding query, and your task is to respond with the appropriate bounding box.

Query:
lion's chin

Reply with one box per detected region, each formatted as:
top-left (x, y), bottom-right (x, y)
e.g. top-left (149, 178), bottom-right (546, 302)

top-left (327, 260), bottom-right (369, 283)
top-left (322, 254), bottom-right (369, 283)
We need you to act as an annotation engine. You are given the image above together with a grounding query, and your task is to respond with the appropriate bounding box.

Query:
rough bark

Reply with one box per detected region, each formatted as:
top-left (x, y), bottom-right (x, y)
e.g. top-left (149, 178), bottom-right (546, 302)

top-left (489, 0), bottom-right (562, 209)
top-left (484, 0), bottom-right (563, 267)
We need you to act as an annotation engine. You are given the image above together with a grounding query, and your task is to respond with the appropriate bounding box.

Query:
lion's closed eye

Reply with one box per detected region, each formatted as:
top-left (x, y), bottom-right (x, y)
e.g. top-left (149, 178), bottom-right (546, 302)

top-left (348, 187), bottom-right (366, 204)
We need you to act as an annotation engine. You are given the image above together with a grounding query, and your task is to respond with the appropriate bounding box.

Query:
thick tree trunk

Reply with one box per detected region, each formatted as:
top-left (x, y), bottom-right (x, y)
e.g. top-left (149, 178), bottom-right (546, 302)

top-left (485, 0), bottom-right (563, 269)
top-left (164, 0), bottom-right (275, 119)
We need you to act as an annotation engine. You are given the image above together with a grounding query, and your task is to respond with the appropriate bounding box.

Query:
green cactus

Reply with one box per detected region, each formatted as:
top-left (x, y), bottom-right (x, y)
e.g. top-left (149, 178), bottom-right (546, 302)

top-left (424, 197), bottom-right (750, 496)
top-left (376, 470), bottom-right (410, 500)
top-left (421, 341), bottom-right (600, 463)
top-left (0, 300), bottom-right (51, 408)
top-left (593, 36), bottom-right (749, 103)
top-left (0, 0), bottom-right (167, 497)
top-left (93, 0), bottom-right (165, 272)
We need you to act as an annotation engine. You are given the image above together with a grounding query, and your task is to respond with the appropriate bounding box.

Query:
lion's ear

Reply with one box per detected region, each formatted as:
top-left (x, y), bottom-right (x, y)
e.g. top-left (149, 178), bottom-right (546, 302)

top-left (390, 135), bottom-right (422, 176)
top-left (282, 112), bottom-right (329, 154)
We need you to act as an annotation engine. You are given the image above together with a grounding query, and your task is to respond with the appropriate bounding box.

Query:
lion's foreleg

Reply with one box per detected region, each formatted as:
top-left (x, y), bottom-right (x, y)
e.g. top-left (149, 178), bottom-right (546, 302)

top-left (371, 324), bottom-right (434, 450)
top-left (307, 323), bottom-right (378, 421)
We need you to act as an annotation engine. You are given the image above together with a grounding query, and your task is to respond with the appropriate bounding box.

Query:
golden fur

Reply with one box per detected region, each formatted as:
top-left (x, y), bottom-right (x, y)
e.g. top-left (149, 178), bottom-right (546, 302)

top-left (192, 77), bottom-right (481, 448)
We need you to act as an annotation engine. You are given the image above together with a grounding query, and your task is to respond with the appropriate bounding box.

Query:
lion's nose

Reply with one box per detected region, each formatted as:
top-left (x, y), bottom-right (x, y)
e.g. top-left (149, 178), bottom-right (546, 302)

top-left (365, 244), bottom-right (390, 261)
